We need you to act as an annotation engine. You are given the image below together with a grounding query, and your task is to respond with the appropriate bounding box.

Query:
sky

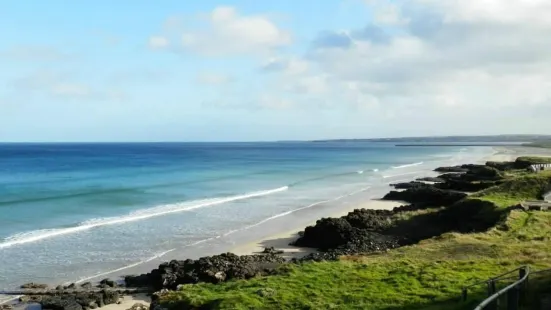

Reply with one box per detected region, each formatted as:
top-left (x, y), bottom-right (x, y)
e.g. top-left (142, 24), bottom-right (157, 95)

top-left (1, 0), bottom-right (551, 142)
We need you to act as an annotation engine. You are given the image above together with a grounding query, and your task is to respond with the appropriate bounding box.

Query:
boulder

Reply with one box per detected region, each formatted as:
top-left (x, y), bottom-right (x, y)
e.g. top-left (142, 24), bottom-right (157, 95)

top-left (127, 253), bottom-right (285, 290)
top-left (99, 278), bottom-right (117, 288)
top-left (20, 282), bottom-right (48, 289)
top-left (127, 303), bottom-right (149, 310)
top-left (261, 247), bottom-right (284, 255)
top-left (416, 177), bottom-right (445, 183)
top-left (389, 181), bottom-right (433, 189)
top-left (434, 166), bottom-right (468, 173)
top-left (80, 282), bottom-right (92, 290)
top-left (383, 187), bottom-right (467, 206)
top-left (41, 296), bottom-right (83, 310)
top-left (102, 290), bottom-right (120, 305)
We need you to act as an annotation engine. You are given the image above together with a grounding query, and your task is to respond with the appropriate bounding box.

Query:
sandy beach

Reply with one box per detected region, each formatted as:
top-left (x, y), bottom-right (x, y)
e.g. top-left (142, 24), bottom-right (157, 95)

top-left (232, 145), bottom-right (551, 260)
top-left (10, 145), bottom-right (551, 310)
top-left (232, 199), bottom-right (404, 259)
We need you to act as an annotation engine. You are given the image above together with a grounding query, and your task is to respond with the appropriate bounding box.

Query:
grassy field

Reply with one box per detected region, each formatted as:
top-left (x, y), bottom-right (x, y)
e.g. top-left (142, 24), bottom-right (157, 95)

top-left (159, 167), bottom-right (551, 310)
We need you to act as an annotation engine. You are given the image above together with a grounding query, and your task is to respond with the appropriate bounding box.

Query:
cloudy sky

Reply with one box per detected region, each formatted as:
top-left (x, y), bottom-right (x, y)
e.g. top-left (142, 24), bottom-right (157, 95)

top-left (1, 0), bottom-right (550, 142)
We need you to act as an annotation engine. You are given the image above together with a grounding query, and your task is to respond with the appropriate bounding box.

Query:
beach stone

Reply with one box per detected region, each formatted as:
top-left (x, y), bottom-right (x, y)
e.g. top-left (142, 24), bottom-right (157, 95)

top-left (99, 278), bottom-right (117, 288)
top-left (102, 290), bottom-right (120, 305)
top-left (261, 247), bottom-right (284, 255)
top-left (131, 253), bottom-right (285, 290)
top-left (20, 282), bottom-right (48, 289)
top-left (41, 296), bottom-right (83, 310)
top-left (80, 282), bottom-right (92, 290)
top-left (127, 303), bottom-right (148, 310)
top-left (0, 304), bottom-right (13, 310)
top-left (66, 283), bottom-right (77, 289)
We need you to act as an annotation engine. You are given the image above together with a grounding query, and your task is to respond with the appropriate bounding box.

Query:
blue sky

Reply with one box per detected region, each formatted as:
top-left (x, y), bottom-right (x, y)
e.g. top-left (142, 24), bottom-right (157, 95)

top-left (1, 0), bottom-right (551, 142)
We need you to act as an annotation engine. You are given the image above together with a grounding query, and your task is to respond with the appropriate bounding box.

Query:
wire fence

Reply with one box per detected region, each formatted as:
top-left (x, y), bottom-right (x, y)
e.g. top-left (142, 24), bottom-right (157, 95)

top-left (461, 266), bottom-right (551, 310)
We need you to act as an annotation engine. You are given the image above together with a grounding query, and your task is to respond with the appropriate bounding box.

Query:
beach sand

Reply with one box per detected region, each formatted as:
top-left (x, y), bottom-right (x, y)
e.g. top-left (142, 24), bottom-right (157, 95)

top-left (232, 199), bottom-right (403, 259)
top-left (232, 145), bottom-right (551, 260)
top-left (100, 294), bottom-right (150, 310)
top-left (12, 145), bottom-right (551, 309)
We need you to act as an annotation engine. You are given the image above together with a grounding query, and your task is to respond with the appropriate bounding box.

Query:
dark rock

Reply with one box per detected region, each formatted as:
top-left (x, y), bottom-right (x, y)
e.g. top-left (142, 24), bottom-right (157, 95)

top-left (124, 274), bottom-right (150, 288)
top-left (125, 253), bottom-right (285, 290)
top-left (434, 166), bottom-right (468, 173)
top-left (20, 282), bottom-right (48, 289)
top-left (293, 217), bottom-right (353, 250)
top-left (102, 290), bottom-right (120, 305)
top-left (435, 180), bottom-right (498, 192)
top-left (66, 283), bottom-right (76, 290)
top-left (99, 278), bottom-right (117, 288)
top-left (80, 282), bottom-right (92, 290)
top-left (293, 209), bottom-right (401, 255)
top-left (486, 161), bottom-right (515, 171)
top-left (261, 247), bottom-right (284, 255)
top-left (416, 177), bottom-right (445, 183)
top-left (389, 181), bottom-right (433, 189)
top-left (56, 285), bottom-right (64, 290)
top-left (0, 305), bottom-right (13, 310)
top-left (382, 187), bottom-right (467, 206)
top-left (127, 303), bottom-right (148, 310)
top-left (41, 296), bottom-right (83, 310)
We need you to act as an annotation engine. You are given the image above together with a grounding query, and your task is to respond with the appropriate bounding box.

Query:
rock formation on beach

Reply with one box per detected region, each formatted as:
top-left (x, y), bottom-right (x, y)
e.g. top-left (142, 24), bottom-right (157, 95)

top-left (125, 252), bottom-right (285, 290)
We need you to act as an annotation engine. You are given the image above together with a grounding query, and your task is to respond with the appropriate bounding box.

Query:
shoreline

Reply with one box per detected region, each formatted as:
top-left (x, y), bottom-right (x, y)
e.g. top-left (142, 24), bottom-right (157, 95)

top-left (231, 145), bottom-right (551, 259)
top-left (7, 145), bottom-right (551, 309)
top-left (231, 199), bottom-right (403, 259)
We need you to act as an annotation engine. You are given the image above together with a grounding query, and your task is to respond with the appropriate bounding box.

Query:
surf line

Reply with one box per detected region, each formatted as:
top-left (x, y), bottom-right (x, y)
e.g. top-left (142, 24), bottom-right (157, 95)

top-left (0, 186), bottom-right (289, 249)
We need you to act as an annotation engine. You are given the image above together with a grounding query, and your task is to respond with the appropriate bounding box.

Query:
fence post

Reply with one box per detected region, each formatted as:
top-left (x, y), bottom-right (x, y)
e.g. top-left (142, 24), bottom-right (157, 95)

top-left (518, 267), bottom-right (528, 305)
top-left (462, 288), bottom-right (468, 301)
top-left (507, 286), bottom-right (519, 310)
top-left (487, 280), bottom-right (497, 310)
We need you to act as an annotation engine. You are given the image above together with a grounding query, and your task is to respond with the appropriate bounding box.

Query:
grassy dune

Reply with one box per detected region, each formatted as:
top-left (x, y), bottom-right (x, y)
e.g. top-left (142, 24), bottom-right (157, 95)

top-left (159, 166), bottom-right (551, 310)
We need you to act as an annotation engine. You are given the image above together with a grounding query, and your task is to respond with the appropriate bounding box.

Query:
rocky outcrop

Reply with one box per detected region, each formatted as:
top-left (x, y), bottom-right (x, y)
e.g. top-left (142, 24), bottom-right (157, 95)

top-left (261, 247), bottom-right (284, 255)
top-left (20, 290), bottom-right (120, 310)
top-left (486, 161), bottom-right (515, 171)
top-left (127, 303), bottom-right (148, 310)
top-left (434, 166), bottom-right (469, 173)
top-left (383, 187), bottom-right (467, 206)
top-left (292, 209), bottom-right (401, 257)
top-left (125, 253), bottom-right (285, 290)
top-left (389, 181), bottom-right (433, 190)
top-left (21, 283), bottom-right (48, 289)
top-left (416, 177), bottom-right (445, 183)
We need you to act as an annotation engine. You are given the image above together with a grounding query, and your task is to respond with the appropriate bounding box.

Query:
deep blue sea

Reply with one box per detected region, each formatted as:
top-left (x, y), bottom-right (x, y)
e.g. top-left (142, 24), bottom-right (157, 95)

top-left (0, 142), bottom-right (494, 296)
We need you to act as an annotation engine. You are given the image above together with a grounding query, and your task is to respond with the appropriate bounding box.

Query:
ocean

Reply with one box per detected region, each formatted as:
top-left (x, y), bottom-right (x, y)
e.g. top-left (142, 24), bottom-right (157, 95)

top-left (0, 142), bottom-right (494, 296)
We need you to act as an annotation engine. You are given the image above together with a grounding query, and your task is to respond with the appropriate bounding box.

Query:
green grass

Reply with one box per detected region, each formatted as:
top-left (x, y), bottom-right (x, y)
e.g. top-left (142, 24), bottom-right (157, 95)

top-left (472, 172), bottom-right (551, 208)
top-left (159, 170), bottom-right (551, 310)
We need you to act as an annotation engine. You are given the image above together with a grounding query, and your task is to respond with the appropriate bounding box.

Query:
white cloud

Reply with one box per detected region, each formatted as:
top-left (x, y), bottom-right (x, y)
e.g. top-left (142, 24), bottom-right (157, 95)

top-left (148, 36), bottom-right (170, 49)
top-left (179, 6), bottom-right (291, 56)
top-left (196, 72), bottom-right (233, 85)
top-left (249, 0), bottom-right (551, 133)
top-left (0, 46), bottom-right (70, 61)
top-left (9, 70), bottom-right (126, 101)
top-left (51, 83), bottom-right (92, 97)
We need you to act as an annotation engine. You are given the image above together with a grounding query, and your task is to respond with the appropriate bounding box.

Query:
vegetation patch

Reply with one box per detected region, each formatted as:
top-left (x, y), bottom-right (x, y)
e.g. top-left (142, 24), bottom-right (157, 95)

top-left (157, 160), bottom-right (551, 310)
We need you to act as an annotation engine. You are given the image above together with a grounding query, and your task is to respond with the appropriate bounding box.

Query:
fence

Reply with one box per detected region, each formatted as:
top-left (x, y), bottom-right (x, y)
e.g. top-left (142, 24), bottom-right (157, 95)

top-left (462, 266), bottom-right (551, 310)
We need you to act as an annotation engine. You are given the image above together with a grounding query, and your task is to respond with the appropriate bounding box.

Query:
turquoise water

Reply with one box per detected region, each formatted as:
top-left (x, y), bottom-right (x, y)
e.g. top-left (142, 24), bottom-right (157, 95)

top-left (0, 142), bottom-right (493, 294)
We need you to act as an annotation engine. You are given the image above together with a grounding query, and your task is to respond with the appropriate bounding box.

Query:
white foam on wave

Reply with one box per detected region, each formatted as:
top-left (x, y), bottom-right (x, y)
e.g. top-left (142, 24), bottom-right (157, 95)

top-left (391, 162), bottom-right (424, 169)
top-left (73, 248), bottom-right (176, 284)
top-left (0, 186), bottom-right (289, 249)
top-left (372, 169), bottom-right (379, 172)
top-left (357, 170), bottom-right (364, 174)
top-left (223, 185), bottom-right (373, 237)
